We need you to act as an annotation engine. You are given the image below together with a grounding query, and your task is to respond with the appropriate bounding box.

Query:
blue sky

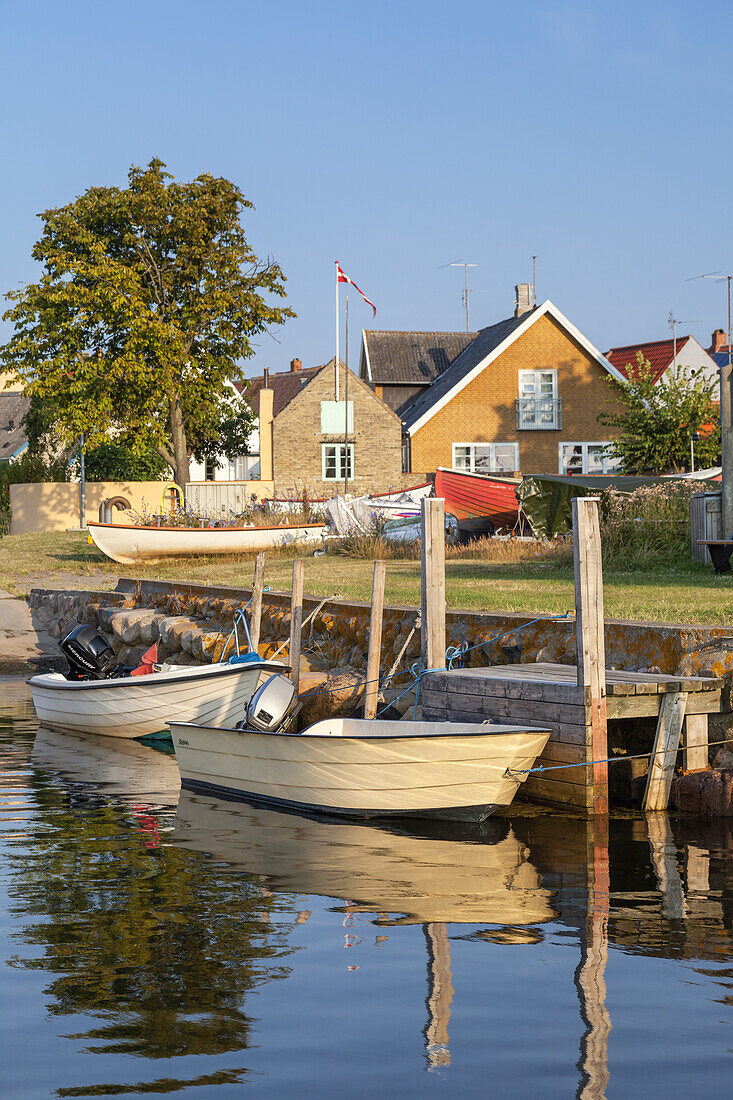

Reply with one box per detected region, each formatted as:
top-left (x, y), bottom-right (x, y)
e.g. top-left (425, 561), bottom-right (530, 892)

top-left (1, 0), bottom-right (732, 377)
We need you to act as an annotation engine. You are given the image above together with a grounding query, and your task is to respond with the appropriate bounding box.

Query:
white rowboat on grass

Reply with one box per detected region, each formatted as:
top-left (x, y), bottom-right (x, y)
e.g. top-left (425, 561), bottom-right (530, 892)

top-left (87, 520), bottom-right (327, 564)
top-left (29, 660), bottom-right (287, 740)
top-left (169, 716), bottom-right (553, 821)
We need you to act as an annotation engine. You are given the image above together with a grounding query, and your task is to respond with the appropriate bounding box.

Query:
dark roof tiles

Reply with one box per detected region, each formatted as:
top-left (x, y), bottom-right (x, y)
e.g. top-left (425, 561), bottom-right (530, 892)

top-left (363, 330), bottom-right (476, 385)
top-left (0, 392), bottom-right (29, 461)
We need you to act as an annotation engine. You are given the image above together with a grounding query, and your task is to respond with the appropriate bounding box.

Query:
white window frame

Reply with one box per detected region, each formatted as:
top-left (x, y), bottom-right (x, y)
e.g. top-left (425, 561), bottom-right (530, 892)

top-left (320, 400), bottom-right (354, 434)
top-left (322, 442), bottom-right (354, 480)
top-left (452, 442), bottom-right (520, 474)
top-left (558, 441), bottom-right (619, 475)
top-left (517, 369), bottom-right (560, 429)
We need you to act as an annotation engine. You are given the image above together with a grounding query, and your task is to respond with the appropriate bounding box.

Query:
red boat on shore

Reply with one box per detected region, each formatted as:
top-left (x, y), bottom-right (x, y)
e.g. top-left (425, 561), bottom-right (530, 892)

top-left (434, 467), bottom-right (521, 538)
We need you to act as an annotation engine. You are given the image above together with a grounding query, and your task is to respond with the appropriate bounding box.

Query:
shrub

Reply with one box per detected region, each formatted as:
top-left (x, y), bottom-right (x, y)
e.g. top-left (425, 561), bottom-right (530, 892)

top-left (0, 452), bottom-right (67, 531)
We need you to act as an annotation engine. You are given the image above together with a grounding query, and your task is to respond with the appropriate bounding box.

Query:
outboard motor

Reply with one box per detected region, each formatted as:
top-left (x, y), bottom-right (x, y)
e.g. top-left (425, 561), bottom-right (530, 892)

top-left (59, 624), bottom-right (118, 681)
top-left (240, 673), bottom-right (301, 733)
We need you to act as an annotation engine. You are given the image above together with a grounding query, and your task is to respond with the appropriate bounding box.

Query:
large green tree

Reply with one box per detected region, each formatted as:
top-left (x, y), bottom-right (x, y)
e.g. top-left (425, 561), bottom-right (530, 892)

top-left (0, 159), bottom-right (294, 484)
top-left (599, 352), bottom-right (720, 473)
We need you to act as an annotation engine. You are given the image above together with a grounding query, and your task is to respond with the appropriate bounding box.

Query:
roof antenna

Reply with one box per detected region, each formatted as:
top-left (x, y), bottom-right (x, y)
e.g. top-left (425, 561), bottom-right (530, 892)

top-left (532, 255), bottom-right (537, 306)
top-left (440, 260), bottom-right (477, 332)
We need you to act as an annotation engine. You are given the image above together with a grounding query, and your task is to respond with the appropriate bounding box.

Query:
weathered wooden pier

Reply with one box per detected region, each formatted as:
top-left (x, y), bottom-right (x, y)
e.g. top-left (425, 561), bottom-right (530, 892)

top-left (418, 496), bottom-right (724, 814)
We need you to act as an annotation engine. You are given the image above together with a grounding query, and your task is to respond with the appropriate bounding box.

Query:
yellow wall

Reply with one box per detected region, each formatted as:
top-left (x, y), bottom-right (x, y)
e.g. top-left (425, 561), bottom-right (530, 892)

top-left (409, 313), bottom-right (623, 475)
top-left (9, 481), bottom-right (181, 535)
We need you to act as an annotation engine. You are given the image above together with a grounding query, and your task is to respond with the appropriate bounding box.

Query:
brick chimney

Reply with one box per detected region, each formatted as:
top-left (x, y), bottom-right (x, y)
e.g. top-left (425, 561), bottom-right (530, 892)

top-left (710, 329), bottom-right (727, 354)
top-left (290, 357), bottom-right (302, 372)
top-left (514, 283), bottom-right (533, 318)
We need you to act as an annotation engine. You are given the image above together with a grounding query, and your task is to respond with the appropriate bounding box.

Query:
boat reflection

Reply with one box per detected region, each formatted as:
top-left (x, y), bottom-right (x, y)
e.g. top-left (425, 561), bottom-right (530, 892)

top-left (173, 791), bottom-right (556, 1070)
top-left (172, 791), bottom-right (555, 927)
top-left (31, 725), bottom-right (181, 807)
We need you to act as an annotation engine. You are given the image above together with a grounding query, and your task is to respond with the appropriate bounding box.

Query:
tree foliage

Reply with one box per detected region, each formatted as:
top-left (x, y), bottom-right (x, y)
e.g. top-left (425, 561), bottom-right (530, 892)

top-left (1, 159), bottom-right (293, 484)
top-left (69, 441), bottom-right (170, 482)
top-left (599, 352), bottom-right (720, 473)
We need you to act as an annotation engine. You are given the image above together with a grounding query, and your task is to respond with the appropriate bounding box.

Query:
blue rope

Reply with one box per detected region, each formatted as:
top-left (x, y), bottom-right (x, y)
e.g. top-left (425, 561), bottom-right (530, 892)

top-left (222, 587), bottom-right (271, 661)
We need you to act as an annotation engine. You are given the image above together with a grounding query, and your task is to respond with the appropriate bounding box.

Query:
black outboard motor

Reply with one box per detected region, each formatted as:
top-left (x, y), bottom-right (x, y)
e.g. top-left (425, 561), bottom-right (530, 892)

top-left (59, 624), bottom-right (118, 681)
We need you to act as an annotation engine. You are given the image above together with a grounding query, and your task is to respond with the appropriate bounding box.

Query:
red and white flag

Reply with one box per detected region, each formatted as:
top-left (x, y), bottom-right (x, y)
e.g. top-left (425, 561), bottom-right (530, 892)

top-left (336, 262), bottom-right (377, 317)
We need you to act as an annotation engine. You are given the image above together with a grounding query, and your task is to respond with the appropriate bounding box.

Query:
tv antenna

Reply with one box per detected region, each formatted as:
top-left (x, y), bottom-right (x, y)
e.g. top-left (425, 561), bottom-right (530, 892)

top-left (667, 310), bottom-right (701, 367)
top-left (440, 260), bottom-right (477, 332)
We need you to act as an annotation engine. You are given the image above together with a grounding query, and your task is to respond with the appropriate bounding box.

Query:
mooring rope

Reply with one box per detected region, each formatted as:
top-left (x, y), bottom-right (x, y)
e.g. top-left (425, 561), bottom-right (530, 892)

top-left (504, 736), bottom-right (733, 779)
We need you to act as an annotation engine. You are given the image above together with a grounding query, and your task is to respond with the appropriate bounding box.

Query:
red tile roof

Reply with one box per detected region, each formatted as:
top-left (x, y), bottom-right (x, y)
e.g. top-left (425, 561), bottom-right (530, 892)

top-left (605, 336), bottom-right (692, 382)
top-left (235, 365), bottom-right (322, 417)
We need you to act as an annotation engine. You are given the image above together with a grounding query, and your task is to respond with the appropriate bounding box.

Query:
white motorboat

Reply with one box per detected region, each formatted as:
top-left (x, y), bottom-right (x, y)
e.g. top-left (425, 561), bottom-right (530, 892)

top-left (170, 673), bottom-right (552, 821)
top-left (87, 519), bottom-right (327, 564)
top-left (29, 660), bottom-right (287, 740)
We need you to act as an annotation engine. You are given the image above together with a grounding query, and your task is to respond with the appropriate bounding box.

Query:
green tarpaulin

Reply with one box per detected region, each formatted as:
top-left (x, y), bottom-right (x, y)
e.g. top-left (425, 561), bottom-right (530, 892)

top-left (516, 473), bottom-right (668, 539)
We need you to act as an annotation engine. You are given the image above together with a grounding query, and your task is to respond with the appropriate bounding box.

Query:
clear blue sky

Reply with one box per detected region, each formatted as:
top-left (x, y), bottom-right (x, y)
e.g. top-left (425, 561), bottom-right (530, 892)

top-left (1, 0), bottom-right (732, 377)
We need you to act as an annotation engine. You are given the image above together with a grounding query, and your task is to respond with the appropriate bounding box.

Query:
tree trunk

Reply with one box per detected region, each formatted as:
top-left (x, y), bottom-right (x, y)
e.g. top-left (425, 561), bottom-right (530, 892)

top-left (168, 393), bottom-right (191, 486)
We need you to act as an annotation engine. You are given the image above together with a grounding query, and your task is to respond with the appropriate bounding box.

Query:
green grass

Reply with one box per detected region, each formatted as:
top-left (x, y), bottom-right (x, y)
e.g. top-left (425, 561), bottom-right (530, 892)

top-left (2, 530), bottom-right (733, 625)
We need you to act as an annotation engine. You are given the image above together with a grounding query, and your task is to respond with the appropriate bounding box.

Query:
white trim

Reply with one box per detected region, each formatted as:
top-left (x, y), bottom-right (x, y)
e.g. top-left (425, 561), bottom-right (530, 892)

top-left (557, 440), bottom-right (620, 476)
top-left (406, 300), bottom-right (627, 435)
top-left (362, 330), bottom-right (373, 383)
top-left (452, 441), bottom-right (519, 474)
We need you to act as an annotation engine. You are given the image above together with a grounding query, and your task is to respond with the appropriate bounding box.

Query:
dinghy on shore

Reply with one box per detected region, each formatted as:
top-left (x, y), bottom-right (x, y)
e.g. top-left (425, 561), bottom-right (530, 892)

top-left (87, 519), bottom-right (327, 564)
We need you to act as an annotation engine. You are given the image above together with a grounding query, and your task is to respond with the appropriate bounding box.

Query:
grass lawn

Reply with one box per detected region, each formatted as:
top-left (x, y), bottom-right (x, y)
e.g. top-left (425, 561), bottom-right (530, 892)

top-left (2, 530), bottom-right (733, 625)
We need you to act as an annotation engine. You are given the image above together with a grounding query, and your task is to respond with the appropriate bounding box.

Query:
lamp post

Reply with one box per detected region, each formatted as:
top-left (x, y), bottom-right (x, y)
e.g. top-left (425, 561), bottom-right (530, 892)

top-left (691, 273), bottom-right (732, 532)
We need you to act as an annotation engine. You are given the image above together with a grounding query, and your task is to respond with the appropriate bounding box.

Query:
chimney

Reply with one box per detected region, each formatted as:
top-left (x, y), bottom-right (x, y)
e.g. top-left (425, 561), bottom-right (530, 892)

top-left (263, 367), bottom-right (270, 387)
top-left (8, 419), bottom-right (14, 431)
top-left (514, 283), bottom-right (533, 318)
top-left (290, 357), bottom-right (302, 372)
top-left (710, 329), bottom-right (727, 354)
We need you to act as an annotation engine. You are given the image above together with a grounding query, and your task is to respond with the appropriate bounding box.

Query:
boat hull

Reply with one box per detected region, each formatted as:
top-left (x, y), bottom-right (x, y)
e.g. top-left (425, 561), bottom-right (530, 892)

top-left (435, 467), bottom-right (520, 532)
top-left (170, 717), bottom-right (552, 820)
top-left (87, 521), bottom-right (327, 564)
top-left (29, 661), bottom-right (284, 740)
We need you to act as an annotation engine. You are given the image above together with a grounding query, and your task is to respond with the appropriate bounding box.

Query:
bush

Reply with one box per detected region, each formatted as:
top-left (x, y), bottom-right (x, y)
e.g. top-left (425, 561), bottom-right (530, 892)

top-left (69, 442), bottom-right (170, 482)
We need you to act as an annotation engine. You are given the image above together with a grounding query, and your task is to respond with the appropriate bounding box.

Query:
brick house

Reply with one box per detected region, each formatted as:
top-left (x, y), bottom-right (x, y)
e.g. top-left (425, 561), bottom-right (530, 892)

top-left (241, 356), bottom-right (411, 497)
top-left (605, 335), bottom-right (720, 395)
top-left (399, 287), bottom-right (628, 477)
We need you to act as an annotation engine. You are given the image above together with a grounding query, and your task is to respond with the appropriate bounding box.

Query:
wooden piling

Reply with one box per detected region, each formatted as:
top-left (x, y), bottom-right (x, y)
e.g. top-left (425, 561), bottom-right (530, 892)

top-left (421, 498), bottom-right (446, 671)
top-left (643, 690), bottom-right (688, 811)
top-left (364, 560), bottom-right (386, 720)
top-left (572, 497), bottom-right (608, 815)
top-left (249, 552), bottom-right (266, 653)
top-left (289, 559), bottom-right (304, 693)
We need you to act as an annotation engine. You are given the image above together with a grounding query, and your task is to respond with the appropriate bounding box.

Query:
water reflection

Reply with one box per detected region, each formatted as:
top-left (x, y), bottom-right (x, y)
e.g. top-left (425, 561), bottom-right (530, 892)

top-left (0, 694), bottom-right (732, 1097)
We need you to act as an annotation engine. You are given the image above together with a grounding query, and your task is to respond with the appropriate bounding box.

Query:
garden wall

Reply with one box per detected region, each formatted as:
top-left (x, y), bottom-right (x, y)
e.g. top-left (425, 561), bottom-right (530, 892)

top-left (10, 481), bottom-right (180, 535)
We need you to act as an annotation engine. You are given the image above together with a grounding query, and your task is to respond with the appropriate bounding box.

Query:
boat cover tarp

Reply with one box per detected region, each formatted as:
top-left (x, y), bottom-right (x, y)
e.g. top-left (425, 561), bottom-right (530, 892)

top-left (516, 473), bottom-right (668, 539)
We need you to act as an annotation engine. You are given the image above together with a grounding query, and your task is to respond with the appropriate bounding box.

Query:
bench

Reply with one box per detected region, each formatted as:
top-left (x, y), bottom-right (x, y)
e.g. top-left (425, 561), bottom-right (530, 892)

top-left (697, 539), bottom-right (733, 574)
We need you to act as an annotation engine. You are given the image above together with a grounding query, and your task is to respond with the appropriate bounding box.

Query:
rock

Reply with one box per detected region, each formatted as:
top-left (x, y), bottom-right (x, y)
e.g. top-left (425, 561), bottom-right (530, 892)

top-left (299, 671), bottom-right (365, 726)
top-left (97, 606), bottom-right (119, 634)
top-left (712, 747), bottom-right (733, 770)
top-left (181, 627), bottom-right (200, 656)
top-left (140, 613), bottom-right (167, 645)
top-left (200, 631), bottom-right (225, 663)
top-left (159, 616), bottom-right (195, 650)
top-left (111, 609), bottom-right (153, 646)
top-left (671, 768), bottom-right (733, 816)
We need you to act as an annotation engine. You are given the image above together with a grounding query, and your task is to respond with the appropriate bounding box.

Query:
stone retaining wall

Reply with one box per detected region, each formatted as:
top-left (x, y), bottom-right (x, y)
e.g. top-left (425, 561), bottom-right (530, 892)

top-left (27, 577), bottom-right (733, 690)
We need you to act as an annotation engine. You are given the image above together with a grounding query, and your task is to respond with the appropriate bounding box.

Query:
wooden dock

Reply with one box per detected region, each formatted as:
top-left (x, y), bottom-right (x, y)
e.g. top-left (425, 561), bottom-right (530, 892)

top-left (421, 663), bottom-right (722, 811)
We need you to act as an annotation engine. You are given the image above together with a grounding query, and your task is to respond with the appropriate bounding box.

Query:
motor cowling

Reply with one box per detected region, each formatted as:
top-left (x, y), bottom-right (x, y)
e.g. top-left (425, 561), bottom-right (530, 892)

top-left (59, 624), bottom-right (118, 681)
top-left (242, 673), bottom-right (301, 733)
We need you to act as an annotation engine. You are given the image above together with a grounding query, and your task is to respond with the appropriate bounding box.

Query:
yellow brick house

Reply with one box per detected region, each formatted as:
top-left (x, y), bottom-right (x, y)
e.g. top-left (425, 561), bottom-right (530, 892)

top-left (397, 290), bottom-right (627, 477)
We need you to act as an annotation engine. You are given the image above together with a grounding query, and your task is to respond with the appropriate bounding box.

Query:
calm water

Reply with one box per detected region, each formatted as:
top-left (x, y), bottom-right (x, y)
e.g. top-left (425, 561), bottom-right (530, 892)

top-left (2, 683), bottom-right (733, 1098)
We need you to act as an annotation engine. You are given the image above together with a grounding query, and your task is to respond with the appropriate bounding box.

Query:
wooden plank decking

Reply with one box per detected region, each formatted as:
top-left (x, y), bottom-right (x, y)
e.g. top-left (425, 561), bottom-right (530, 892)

top-left (421, 663), bottom-right (723, 812)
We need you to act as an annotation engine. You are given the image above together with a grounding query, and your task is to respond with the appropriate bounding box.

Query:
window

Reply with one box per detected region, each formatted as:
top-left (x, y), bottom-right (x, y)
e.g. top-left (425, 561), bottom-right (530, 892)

top-left (558, 442), bottom-right (620, 475)
top-left (517, 370), bottom-right (561, 429)
top-left (452, 442), bottom-right (519, 474)
top-left (322, 443), bottom-right (354, 480)
top-left (204, 458), bottom-right (217, 481)
top-left (321, 400), bottom-right (354, 434)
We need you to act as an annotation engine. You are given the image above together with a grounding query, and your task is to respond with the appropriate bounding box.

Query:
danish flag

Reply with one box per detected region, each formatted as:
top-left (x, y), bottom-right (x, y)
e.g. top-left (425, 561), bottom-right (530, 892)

top-left (336, 262), bottom-right (377, 317)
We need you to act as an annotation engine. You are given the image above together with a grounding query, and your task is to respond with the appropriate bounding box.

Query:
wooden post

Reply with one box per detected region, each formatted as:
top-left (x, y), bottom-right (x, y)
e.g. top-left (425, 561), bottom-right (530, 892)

top-left (249, 552), bottom-right (266, 653)
top-left (573, 497), bottom-right (608, 815)
top-left (643, 690), bottom-right (688, 811)
top-left (682, 713), bottom-right (708, 772)
top-left (364, 559), bottom-right (386, 720)
top-left (421, 498), bottom-right (446, 670)
top-left (289, 559), bottom-right (304, 693)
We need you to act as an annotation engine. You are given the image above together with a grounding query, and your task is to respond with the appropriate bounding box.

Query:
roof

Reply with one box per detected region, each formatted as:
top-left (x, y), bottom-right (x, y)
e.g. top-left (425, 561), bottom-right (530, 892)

top-left (0, 392), bottom-right (29, 460)
top-left (362, 330), bottom-right (476, 385)
top-left (401, 301), bottom-right (624, 434)
top-left (712, 348), bottom-right (732, 371)
top-left (605, 337), bottom-right (692, 382)
top-left (237, 366), bottom-right (321, 417)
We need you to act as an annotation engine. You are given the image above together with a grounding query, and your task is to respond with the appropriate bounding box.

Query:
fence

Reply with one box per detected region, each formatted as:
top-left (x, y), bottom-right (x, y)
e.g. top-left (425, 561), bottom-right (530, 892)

top-left (184, 480), bottom-right (274, 515)
top-left (690, 491), bottom-right (722, 564)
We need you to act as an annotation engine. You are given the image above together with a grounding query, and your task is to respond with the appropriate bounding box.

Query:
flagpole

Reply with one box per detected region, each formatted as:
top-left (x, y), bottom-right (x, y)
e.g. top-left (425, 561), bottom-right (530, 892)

top-left (335, 261), bottom-right (340, 402)
top-left (344, 295), bottom-right (349, 495)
